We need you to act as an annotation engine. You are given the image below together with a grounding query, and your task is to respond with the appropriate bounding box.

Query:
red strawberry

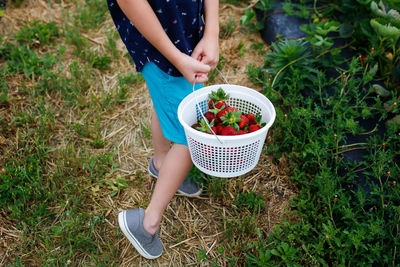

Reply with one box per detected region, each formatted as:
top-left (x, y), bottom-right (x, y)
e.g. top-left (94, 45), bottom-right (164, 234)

top-left (246, 113), bottom-right (256, 124)
top-left (220, 126), bottom-right (239, 136)
top-left (209, 100), bottom-right (226, 109)
top-left (208, 87), bottom-right (230, 109)
top-left (216, 124), bottom-right (224, 135)
top-left (205, 126), bottom-right (218, 134)
top-left (248, 124), bottom-right (261, 133)
top-left (238, 115), bottom-right (249, 129)
top-left (204, 111), bottom-right (220, 125)
top-left (217, 107), bottom-right (239, 120)
top-left (239, 130), bottom-right (248, 135)
top-left (220, 110), bottom-right (242, 133)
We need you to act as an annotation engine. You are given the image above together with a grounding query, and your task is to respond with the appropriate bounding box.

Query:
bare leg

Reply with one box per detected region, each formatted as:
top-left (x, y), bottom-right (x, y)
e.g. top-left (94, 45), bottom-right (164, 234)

top-left (143, 143), bottom-right (193, 235)
top-left (150, 109), bottom-right (170, 170)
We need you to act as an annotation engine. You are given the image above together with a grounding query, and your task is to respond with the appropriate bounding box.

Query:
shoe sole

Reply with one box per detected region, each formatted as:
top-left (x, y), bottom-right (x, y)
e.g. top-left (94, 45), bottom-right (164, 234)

top-left (118, 211), bottom-right (161, 260)
top-left (148, 162), bottom-right (202, 197)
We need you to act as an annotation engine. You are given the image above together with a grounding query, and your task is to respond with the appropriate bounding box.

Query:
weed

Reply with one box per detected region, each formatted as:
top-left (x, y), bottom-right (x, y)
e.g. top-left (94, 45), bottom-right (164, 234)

top-left (100, 175), bottom-right (128, 196)
top-left (64, 25), bottom-right (89, 57)
top-left (72, 0), bottom-right (108, 30)
top-left (237, 41), bottom-right (246, 57)
top-left (0, 68), bottom-right (8, 104)
top-left (15, 20), bottom-right (60, 46)
top-left (140, 120), bottom-right (151, 138)
top-left (222, 212), bottom-right (260, 258)
top-left (0, 138), bottom-right (52, 223)
top-left (117, 72), bottom-right (143, 102)
top-left (220, 16), bottom-right (236, 39)
top-left (234, 191), bottom-right (266, 213)
top-left (67, 60), bottom-right (91, 104)
top-left (1, 42), bottom-right (56, 79)
top-left (205, 176), bottom-right (229, 198)
top-left (105, 28), bottom-right (120, 59)
top-left (89, 53), bottom-right (112, 70)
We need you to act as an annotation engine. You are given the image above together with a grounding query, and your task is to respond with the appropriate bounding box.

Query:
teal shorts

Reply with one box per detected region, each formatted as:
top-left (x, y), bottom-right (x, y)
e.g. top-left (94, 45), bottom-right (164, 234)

top-left (141, 62), bottom-right (203, 146)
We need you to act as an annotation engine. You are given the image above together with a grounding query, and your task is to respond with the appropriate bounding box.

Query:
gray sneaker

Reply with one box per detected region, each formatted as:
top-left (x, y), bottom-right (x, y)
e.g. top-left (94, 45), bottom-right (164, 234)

top-left (148, 156), bottom-right (202, 197)
top-left (118, 208), bottom-right (163, 259)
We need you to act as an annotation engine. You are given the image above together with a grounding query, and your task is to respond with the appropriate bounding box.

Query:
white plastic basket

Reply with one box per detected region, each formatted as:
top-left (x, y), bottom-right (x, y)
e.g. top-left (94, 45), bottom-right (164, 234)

top-left (178, 84), bottom-right (276, 178)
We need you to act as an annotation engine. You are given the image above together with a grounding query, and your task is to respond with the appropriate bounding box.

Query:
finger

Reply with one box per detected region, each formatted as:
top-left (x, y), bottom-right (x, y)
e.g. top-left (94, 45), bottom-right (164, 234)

top-left (191, 46), bottom-right (202, 60)
top-left (197, 62), bottom-right (211, 74)
top-left (194, 73), bottom-right (208, 83)
top-left (200, 56), bottom-right (218, 69)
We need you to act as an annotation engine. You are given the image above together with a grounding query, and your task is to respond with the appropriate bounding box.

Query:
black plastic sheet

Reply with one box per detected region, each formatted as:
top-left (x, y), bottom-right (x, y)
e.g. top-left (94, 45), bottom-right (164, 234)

top-left (255, 0), bottom-right (308, 44)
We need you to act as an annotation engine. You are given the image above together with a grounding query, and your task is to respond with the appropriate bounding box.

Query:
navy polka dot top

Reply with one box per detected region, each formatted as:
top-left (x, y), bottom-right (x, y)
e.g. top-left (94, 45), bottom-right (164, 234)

top-left (107, 0), bottom-right (205, 77)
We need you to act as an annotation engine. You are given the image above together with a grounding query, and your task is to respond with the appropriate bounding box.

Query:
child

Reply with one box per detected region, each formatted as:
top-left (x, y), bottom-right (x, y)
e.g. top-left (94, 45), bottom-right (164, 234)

top-left (107, 0), bottom-right (219, 259)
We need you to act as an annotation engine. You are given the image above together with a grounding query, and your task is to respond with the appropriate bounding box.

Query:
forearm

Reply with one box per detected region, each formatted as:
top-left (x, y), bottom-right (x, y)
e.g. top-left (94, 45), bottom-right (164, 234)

top-left (203, 0), bottom-right (219, 40)
top-left (116, 0), bottom-right (182, 66)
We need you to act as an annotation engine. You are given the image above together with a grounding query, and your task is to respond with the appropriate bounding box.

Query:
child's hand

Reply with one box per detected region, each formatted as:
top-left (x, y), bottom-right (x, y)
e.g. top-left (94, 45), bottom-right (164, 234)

top-left (174, 53), bottom-right (211, 84)
top-left (191, 35), bottom-right (219, 70)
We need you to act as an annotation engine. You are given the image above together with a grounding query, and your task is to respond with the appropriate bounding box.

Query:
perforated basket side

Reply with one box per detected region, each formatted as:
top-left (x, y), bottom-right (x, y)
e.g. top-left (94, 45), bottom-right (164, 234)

top-left (187, 134), bottom-right (266, 178)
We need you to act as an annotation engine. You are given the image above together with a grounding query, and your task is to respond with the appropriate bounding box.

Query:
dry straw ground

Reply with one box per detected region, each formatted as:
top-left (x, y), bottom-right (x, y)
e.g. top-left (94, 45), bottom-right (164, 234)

top-left (0, 0), bottom-right (296, 266)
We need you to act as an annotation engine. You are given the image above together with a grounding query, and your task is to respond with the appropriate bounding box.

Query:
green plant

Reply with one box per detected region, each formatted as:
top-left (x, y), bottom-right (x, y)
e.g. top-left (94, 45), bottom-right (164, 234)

top-left (205, 176), bottom-right (229, 198)
top-left (105, 28), bottom-right (120, 59)
top-left (369, 0), bottom-right (400, 87)
top-left (72, 0), bottom-right (108, 30)
top-left (237, 41), bottom-right (246, 56)
top-left (0, 68), bottom-right (8, 104)
top-left (282, 1), bottom-right (312, 19)
top-left (15, 20), bottom-right (60, 46)
top-left (0, 140), bottom-right (52, 222)
top-left (89, 53), bottom-right (112, 70)
top-left (264, 39), bottom-right (315, 90)
top-left (300, 20), bottom-right (341, 52)
top-left (223, 212), bottom-right (258, 239)
top-left (1, 42), bottom-right (56, 79)
top-left (220, 16), bottom-right (236, 39)
top-left (234, 191), bottom-right (266, 213)
top-left (240, 0), bottom-right (274, 31)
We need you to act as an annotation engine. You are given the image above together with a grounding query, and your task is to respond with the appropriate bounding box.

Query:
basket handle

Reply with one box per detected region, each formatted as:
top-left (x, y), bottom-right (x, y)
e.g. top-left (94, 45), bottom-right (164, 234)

top-left (192, 68), bottom-right (228, 145)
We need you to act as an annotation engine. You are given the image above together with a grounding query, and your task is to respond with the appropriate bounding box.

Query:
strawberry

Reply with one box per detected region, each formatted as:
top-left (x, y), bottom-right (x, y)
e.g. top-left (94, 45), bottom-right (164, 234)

top-left (208, 87), bottom-right (230, 109)
top-left (220, 110), bottom-right (242, 133)
top-left (216, 124), bottom-right (224, 135)
top-left (248, 124), bottom-right (261, 133)
top-left (204, 111), bottom-right (220, 125)
top-left (206, 126), bottom-right (218, 135)
top-left (217, 107), bottom-right (239, 120)
top-left (239, 130), bottom-right (248, 135)
top-left (246, 113), bottom-right (256, 124)
top-left (220, 126), bottom-right (239, 136)
top-left (211, 100), bottom-right (226, 110)
top-left (238, 115), bottom-right (249, 129)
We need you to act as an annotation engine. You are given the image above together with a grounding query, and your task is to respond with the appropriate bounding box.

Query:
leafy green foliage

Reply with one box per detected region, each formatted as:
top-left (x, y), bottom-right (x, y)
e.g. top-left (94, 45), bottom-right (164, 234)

top-left (240, 1), bottom-right (400, 265)
top-left (72, 0), bottom-right (108, 30)
top-left (0, 42), bottom-right (56, 78)
top-left (15, 20), bottom-right (60, 46)
top-left (234, 191), bottom-right (266, 212)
